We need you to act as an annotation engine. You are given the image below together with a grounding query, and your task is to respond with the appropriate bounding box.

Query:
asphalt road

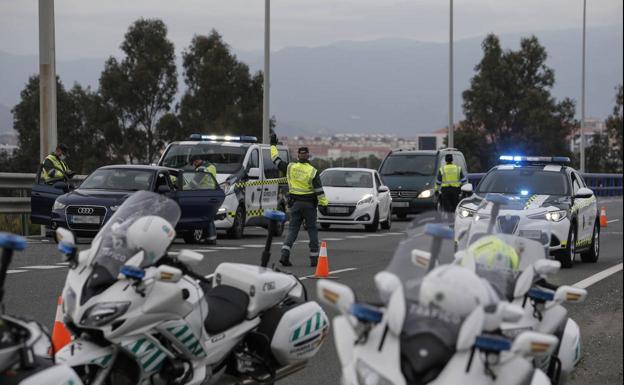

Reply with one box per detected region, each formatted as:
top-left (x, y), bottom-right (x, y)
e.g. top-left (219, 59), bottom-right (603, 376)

top-left (3, 197), bottom-right (622, 384)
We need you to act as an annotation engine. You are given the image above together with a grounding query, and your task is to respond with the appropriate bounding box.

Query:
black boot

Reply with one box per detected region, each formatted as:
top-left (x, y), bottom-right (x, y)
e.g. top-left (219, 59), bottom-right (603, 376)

top-left (280, 258), bottom-right (293, 267)
top-left (310, 258), bottom-right (318, 267)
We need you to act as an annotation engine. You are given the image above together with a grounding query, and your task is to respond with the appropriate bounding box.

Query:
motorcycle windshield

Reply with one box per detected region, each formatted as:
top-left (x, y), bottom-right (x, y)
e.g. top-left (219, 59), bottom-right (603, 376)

top-left (456, 194), bottom-right (551, 300)
top-left (83, 191), bottom-right (181, 302)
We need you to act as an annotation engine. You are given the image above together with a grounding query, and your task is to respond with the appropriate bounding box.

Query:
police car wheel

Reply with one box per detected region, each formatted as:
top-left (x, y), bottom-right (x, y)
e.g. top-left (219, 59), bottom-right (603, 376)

top-left (580, 220), bottom-right (600, 263)
top-left (556, 224), bottom-right (576, 268)
top-left (227, 206), bottom-right (245, 239)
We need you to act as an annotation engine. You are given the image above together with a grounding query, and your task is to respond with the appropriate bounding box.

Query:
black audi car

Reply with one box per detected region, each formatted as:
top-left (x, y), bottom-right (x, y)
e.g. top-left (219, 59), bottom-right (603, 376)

top-left (31, 165), bottom-right (225, 243)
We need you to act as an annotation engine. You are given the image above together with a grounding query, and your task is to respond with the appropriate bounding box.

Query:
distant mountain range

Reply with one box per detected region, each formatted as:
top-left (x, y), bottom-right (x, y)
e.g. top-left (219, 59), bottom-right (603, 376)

top-left (0, 25), bottom-right (622, 137)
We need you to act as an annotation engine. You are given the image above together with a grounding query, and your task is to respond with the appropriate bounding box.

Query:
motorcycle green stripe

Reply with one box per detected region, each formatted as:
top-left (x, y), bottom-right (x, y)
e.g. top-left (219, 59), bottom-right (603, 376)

top-left (167, 325), bottom-right (207, 358)
top-left (291, 312), bottom-right (328, 342)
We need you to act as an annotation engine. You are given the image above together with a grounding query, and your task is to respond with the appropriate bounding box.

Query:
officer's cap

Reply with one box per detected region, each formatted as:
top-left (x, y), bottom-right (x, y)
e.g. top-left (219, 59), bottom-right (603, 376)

top-left (298, 147), bottom-right (309, 154)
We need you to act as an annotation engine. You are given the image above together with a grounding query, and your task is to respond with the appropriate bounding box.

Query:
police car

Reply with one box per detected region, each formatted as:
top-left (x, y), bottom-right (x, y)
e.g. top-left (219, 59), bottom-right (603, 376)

top-left (158, 134), bottom-right (290, 239)
top-left (455, 156), bottom-right (599, 268)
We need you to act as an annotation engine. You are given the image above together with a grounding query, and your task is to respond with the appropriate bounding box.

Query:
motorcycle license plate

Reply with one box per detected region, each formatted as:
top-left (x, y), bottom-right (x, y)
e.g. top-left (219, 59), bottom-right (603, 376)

top-left (328, 207), bottom-right (349, 214)
top-left (70, 215), bottom-right (101, 224)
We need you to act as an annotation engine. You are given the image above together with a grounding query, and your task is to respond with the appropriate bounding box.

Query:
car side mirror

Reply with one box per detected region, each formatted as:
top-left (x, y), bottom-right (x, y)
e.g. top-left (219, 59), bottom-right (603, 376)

top-left (461, 183), bottom-right (473, 195)
top-left (575, 187), bottom-right (593, 199)
top-left (157, 185), bottom-right (171, 194)
top-left (247, 167), bottom-right (261, 179)
top-left (53, 181), bottom-right (69, 192)
top-left (377, 185), bottom-right (389, 193)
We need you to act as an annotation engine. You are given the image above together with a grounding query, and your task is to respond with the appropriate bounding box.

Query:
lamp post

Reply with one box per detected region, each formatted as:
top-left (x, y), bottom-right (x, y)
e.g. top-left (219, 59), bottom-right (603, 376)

top-left (262, 0), bottom-right (271, 144)
top-left (580, 0), bottom-right (587, 172)
top-left (448, 0), bottom-right (454, 148)
top-left (39, 0), bottom-right (57, 162)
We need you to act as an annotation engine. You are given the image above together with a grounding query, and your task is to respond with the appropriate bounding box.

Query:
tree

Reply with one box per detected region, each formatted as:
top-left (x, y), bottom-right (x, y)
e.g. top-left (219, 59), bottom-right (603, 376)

top-left (179, 30), bottom-right (264, 139)
top-left (99, 18), bottom-right (177, 163)
top-left (459, 35), bottom-right (576, 171)
top-left (605, 85), bottom-right (623, 172)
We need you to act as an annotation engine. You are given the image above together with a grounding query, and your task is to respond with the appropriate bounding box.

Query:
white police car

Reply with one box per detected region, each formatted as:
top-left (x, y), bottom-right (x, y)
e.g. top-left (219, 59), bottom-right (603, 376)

top-left (455, 156), bottom-right (599, 268)
top-left (158, 135), bottom-right (290, 239)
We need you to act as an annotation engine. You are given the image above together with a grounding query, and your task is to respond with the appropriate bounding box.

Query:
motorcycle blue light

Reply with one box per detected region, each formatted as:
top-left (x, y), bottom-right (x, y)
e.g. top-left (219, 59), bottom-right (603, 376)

top-left (57, 241), bottom-right (76, 255)
top-left (120, 265), bottom-right (145, 280)
top-left (0, 232), bottom-right (27, 251)
top-left (528, 288), bottom-right (555, 302)
top-left (264, 210), bottom-right (287, 223)
top-left (475, 335), bottom-right (512, 352)
top-left (349, 303), bottom-right (383, 324)
top-left (424, 224), bottom-right (454, 240)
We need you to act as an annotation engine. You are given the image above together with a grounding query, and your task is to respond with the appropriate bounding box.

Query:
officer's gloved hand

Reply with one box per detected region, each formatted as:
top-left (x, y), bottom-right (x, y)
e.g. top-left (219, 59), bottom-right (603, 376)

top-left (318, 197), bottom-right (329, 207)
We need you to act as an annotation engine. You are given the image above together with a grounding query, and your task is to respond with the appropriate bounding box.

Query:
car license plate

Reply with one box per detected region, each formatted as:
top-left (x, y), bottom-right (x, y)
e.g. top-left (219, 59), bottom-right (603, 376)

top-left (519, 230), bottom-right (541, 239)
top-left (394, 202), bottom-right (409, 207)
top-left (70, 215), bottom-right (101, 225)
top-left (328, 207), bottom-right (349, 214)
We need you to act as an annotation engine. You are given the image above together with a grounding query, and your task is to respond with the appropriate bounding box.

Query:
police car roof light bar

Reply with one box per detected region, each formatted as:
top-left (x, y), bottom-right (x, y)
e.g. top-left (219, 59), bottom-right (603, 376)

top-left (499, 155), bottom-right (571, 165)
top-left (189, 134), bottom-right (258, 143)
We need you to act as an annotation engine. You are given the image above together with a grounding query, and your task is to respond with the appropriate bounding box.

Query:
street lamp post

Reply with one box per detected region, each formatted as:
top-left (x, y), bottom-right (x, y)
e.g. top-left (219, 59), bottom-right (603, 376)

top-left (448, 0), bottom-right (454, 148)
top-left (39, 0), bottom-right (57, 162)
top-left (262, 0), bottom-right (271, 144)
top-left (580, 0), bottom-right (587, 172)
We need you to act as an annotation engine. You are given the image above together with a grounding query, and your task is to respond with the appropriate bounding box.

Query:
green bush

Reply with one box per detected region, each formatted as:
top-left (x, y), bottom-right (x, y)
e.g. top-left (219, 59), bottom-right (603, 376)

top-left (0, 214), bottom-right (40, 235)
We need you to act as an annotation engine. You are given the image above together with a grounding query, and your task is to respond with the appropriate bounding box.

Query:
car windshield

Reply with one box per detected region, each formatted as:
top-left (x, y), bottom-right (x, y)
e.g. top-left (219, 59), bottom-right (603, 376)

top-left (160, 143), bottom-right (249, 174)
top-left (80, 168), bottom-right (154, 191)
top-left (321, 170), bottom-right (373, 188)
top-left (379, 154), bottom-right (436, 176)
top-left (83, 191), bottom-right (181, 301)
top-left (477, 168), bottom-right (569, 196)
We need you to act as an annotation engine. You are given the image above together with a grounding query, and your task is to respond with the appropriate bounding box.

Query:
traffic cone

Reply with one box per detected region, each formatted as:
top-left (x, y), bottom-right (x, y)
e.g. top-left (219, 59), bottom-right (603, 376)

top-left (313, 241), bottom-right (332, 279)
top-left (49, 296), bottom-right (72, 355)
top-left (599, 207), bottom-right (608, 228)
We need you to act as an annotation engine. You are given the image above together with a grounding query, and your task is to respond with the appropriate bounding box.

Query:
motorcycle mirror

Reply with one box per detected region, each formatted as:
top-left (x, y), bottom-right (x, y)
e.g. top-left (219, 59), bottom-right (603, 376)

top-left (461, 183), bottom-right (473, 194)
top-left (553, 285), bottom-right (587, 304)
top-left (386, 284), bottom-right (405, 335)
top-left (456, 306), bottom-right (485, 351)
top-left (513, 267), bottom-right (535, 299)
top-left (374, 271), bottom-right (401, 305)
top-left (511, 331), bottom-right (558, 357)
top-left (316, 280), bottom-right (355, 315)
top-left (501, 303), bottom-right (524, 323)
top-left (177, 249), bottom-right (204, 267)
top-left (533, 259), bottom-right (561, 277)
top-left (55, 227), bottom-right (75, 248)
top-left (56, 227), bottom-right (77, 264)
top-left (410, 249), bottom-right (431, 270)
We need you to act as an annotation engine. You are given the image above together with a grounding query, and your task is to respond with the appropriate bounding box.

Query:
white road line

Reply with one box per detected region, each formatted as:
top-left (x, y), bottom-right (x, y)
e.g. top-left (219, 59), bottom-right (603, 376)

top-left (346, 235), bottom-right (369, 239)
top-left (367, 234), bottom-right (388, 237)
top-left (191, 249), bottom-right (217, 253)
top-left (211, 246), bottom-right (244, 250)
top-left (573, 263), bottom-right (623, 289)
top-left (300, 267), bottom-right (358, 280)
top-left (7, 270), bottom-right (27, 274)
top-left (241, 244), bottom-right (266, 248)
top-left (607, 219), bottom-right (619, 224)
top-left (385, 232), bottom-right (404, 236)
top-left (322, 238), bottom-right (344, 241)
top-left (23, 265), bottom-right (65, 270)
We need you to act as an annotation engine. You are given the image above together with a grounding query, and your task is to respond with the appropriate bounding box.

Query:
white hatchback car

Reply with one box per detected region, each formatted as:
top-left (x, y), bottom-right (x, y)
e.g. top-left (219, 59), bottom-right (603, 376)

top-left (317, 168), bottom-right (392, 232)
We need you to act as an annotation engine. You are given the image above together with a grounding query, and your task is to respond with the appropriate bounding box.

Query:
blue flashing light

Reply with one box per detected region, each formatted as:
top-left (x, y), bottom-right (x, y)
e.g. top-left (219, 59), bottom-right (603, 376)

top-left (475, 335), bottom-right (512, 352)
top-left (349, 303), bottom-right (384, 324)
top-left (528, 288), bottom-right (555, 302)
top-left (0, 232), bottom-right (27, 251)
top-left (520, 190), bottom-right (529, 196)
top-left (189, 134), bottom-right (257, 143)
top-left (499, 155), bottom-right (514, 161)
top-left (513, 156), bottom-right (523, 162)
top-left (120, 265), bottom-right (145, 280)
top-left (57, 241), bottom-right (76, 255)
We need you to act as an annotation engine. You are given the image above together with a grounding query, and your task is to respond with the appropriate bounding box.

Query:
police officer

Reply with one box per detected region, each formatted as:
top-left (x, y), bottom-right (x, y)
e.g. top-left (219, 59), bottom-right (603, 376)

top-left (435, 154), bottom-right (466, 214)
top-left (41, 143), bottom-right (74, 184)
top-left (271, 144), bottom-right (328, 267)
top-left (189, 155), bottom-right (218, 244)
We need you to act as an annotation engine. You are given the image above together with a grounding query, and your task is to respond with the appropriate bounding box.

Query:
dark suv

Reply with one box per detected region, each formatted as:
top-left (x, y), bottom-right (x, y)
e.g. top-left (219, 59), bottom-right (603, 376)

top-left (378, 148), bottom-right (468, 218)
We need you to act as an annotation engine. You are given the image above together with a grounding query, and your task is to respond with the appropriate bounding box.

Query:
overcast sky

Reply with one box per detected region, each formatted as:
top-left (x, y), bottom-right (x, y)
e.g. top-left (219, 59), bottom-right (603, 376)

top-left (1, 0), bottom-right (622, 60)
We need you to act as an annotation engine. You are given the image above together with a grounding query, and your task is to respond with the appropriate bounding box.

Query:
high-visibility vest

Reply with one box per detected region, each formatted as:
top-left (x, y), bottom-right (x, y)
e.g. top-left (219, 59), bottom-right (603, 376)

top-left (194, 165), bottom-right (217, 189)
top-left (439, 164), bottom-right (462, 188)
top-left (42, 154), bottom-right (68, 183)
top-left (286, 162), bottom-right (317, 195)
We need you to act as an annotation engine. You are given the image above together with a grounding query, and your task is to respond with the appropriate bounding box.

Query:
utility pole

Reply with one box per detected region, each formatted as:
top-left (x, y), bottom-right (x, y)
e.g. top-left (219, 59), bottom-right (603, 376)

top-left (262, 0), bottom-right (271, 144)
top-left (580, 0), bottom-right (587, 172)
top-left (39, 0), bottom-right (57, 162)
top-left (448, 0), bottom-right (454, 148)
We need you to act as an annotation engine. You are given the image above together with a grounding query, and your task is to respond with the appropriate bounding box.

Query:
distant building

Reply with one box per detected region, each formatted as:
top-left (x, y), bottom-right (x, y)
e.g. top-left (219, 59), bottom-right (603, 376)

top-left (569, 118), bottom-right (606, 152)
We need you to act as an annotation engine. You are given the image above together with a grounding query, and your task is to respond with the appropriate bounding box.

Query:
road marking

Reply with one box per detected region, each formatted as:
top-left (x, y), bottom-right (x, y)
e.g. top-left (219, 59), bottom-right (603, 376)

top-left (367, 233), bottom-right (388, 237)
top-left (573, 263), bottom-right (623, 289)
top-left (210, 246), bottom-right (244, 250)
top-left (191, 249), bottom-right (217, 253)
top-left (607, 219), bottom-right (619, 224)
top-left (385, 232), bottom-right (404, 236)
top-left (346, 235), bottom-right (369, 239)
top-left (7, 270), bottom-right (27, 274)
top-left (56, 262), bottom-right (70, 266)
top-left (241, 244), bottom-right (266, 248)
top-left (300, 267), bottom-right (358, 280)
top-left (23, 265), bottom-right (65, 270)
top-left (322, 238), bottom-right (344, 241)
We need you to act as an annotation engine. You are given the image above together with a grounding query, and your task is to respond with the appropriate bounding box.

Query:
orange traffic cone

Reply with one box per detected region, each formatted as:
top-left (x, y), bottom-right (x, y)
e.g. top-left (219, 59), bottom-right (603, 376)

top-left (599, 207), bottom-right (608, 228)
top-left (49, 296), bottom-right (72, 355)
top-left (312, 241), bottom-right (333, 279)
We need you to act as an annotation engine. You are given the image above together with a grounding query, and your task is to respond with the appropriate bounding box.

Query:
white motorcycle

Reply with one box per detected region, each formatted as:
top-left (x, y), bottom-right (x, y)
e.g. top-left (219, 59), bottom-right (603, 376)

top-left (0, 232), bottom-right (84, 385)
top-left (317, 223), bottom-right (558, 385)
top-left (455, 194), bottom-right (586, 384)
top-left (54, 191), bottom-right (329, 385)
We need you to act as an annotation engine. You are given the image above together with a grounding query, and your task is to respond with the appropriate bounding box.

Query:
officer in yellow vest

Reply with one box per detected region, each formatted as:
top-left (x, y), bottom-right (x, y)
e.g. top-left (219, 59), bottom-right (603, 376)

top-left (271, 145), bottom-right (328, 267)
top-left (435, 153), bottom-right (466, 214)
top-left (189, 155), bottom-right (218, 244)
top-left (41, 143), bottom-right (74, 184)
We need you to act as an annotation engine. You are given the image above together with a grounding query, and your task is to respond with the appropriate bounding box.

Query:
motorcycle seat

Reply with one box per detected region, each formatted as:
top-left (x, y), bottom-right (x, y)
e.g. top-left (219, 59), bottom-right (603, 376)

top-left (204, 284), bottom-right (250, 334)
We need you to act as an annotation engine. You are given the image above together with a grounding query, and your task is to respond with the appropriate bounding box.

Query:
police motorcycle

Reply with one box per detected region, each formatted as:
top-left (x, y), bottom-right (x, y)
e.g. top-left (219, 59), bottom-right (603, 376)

top-left (0, 233), bottom-right (84, 385)
top-left (454, 194), bottom-right (586, 384)
top-left (54, 190), bottom-right (329, 385)
top-left (317, 221), bottom-right (557, 385)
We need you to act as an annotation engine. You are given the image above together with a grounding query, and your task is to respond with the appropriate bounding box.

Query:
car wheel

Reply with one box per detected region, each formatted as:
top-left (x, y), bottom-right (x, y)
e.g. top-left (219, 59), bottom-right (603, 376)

top-left (556, 224), bottom-right (576, 268)
top-left (381, 208), bottom-right (392, 230)
top-left (272, 203), bottom-right (286, 236)
top-left (365, 208), bottom-right (379, 232)
top-left (227, 206), bottom-right (246, 239)
top-left (320, 223), bottom-right (331, 230)
top-left (183, 229), bottom-right (203, 244)
top-left (580, 220), bottom-right (600, 263)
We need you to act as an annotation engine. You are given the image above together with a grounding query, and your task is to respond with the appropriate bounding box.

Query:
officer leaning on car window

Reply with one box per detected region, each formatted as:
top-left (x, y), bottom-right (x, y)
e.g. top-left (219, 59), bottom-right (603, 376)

top-left (41, 143), bottom-right (75, 185)
top-left (270, 133), bottom-right (328, 267)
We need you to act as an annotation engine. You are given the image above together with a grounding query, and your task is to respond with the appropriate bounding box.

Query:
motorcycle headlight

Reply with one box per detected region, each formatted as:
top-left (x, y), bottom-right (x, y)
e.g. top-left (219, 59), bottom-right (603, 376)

top-left (80, 302), bottom-right (130, 327)
top-left (457, 205), bottom-right (475, 218)
top-left (52, 200), bottom-right (67, 211)
top-left (418, 189), bottom-right (433, 199)
top-left (357, 194), bottom-right (374, 206)
top-left (356, 359), bottom-right (393, 385)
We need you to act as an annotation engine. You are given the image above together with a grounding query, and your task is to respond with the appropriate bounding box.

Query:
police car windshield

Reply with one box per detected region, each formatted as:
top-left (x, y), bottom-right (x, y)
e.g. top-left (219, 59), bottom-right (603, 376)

top-left (477, 169), bottom-right (569, 196)
top-left (321, 170), bottom-right (373, 188)
top-left (380, 154), bottom-right (436, 176)
top-left (80, 168), bottom-right (154, 191)
top-left (161, 143), bottom-right (249, 174)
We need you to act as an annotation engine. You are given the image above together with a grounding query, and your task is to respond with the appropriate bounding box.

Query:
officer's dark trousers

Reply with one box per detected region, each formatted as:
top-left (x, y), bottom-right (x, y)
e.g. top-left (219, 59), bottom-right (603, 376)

top-left (203, 220), bottom-right (217, 242)
top-left (441, 186), bottom-right (461, 213)
top-left (281, 200), bottom-right (320, 263)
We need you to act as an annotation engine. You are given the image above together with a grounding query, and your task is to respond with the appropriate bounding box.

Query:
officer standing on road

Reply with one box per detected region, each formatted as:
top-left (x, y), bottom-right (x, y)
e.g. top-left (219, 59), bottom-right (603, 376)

top-left (435, 154), bottom-right (466, 214)
top-left (189, 155), bottom-right (218, 245)
top-left (271, 138), bottom-right (328, 267)
top-left (41, 143), bottom-right (74, 184)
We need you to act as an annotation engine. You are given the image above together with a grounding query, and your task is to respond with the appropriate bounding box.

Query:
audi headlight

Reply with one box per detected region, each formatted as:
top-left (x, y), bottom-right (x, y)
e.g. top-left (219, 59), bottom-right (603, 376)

top-left (80, 302), bottom-right (130, 327)
top-left (356, 359), bottom-right (392, 385)
top-left (52, 200), bottom-right (67, 211)
top-left (457, 206), bottom-right (475, 218)
top-left (357, 194), bottom-right (374, 206)
top-left (418, 189), bottom-right (433, 199)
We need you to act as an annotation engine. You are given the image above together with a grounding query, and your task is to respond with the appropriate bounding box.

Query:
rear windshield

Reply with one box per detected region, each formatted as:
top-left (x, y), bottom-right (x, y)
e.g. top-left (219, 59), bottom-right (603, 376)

top-left (160, 143), bottom-right (249, 174)
top-left (321, 170), bottom-right (373, 188)
top-left (477, 169), bottom-right (570, 196)
top-left (380, 154), bottom-right (436, 176)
